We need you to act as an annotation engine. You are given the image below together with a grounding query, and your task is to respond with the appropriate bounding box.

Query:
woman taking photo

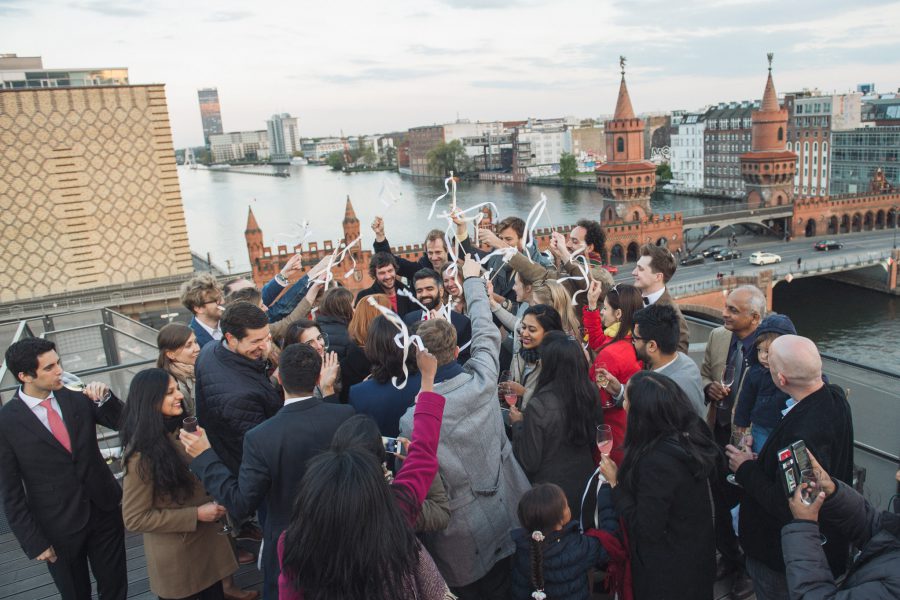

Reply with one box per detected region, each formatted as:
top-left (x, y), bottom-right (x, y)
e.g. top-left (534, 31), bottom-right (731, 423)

top-left (278, 351), bottom-right (453, 599)
top-left (599, 371), bottom-right (718, 600)
top-left (509, 331), bottom-right (600, 520)
top-left (587, 283), bottom-right (643, 465)
top-left (156, 323), bottom-right (200, 416)
top-left (121, 368), bottom-right (238, 600)
top-left (505, 304), bottom-right (564, 410)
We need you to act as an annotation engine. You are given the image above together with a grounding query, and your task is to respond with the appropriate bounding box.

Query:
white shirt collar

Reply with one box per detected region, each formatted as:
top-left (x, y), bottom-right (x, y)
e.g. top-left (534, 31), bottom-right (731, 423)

top-left (19, 387), bottom-right (54, 410)
top-left (782, 397), bottom-right (797, 416)
top-left (284, 395), bottom-right (314, 407)
top-left (643, 287), bottom-right (666, 306)
top-left (197, 317), bottom-right (222, 340)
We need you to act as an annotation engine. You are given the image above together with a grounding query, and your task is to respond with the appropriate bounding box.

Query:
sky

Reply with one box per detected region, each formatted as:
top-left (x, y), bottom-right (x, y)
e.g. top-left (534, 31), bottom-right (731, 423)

top-left (4, 0), bottom-right (900, 148)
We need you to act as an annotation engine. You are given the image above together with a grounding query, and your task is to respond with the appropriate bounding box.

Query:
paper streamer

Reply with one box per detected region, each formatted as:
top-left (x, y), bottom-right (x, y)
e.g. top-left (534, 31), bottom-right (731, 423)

top-left (397, 288), bottom-right (433, 315)
top-left (426, 176), bottom-right (453, 220)
top-left (555, 254), bottom-right (594, 305)
top-left (377, 178), bottom-right (403, 209)
top-left (520, 193), bottom-right (549, 264)
top-left (366, 297), bottom-right (425, 390)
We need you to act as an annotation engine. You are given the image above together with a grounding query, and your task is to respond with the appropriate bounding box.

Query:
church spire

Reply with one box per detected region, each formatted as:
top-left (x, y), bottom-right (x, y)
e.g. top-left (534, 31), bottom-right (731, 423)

top-left (245, 206), bottom-right (260, 233)
top-left (760, 53), bottom-right (780, 113)
top-left (613, 55), bottom-right (636, 120)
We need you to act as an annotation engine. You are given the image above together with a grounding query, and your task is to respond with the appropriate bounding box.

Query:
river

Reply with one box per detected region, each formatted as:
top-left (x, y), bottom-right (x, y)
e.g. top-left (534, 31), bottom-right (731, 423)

top-left (176, 164), bottom-right (899, 371)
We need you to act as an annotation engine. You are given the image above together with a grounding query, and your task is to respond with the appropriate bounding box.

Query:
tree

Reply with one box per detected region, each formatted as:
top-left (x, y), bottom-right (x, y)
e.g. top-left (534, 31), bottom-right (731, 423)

top-left (325, 151), bottom-right (345, 171)
top-left (558, 152), bottom-right (577, 183)
top-left (426, 140), bottom-right (469, 176)
top-left (656, 163), bottom-right (673, 181)
top-left (361, 145), bottom-right (378, 167)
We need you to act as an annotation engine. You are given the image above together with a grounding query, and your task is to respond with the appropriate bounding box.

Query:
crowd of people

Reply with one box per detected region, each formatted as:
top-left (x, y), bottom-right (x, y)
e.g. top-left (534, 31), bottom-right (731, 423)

top-left (1, 208), bottom-right (899, 600)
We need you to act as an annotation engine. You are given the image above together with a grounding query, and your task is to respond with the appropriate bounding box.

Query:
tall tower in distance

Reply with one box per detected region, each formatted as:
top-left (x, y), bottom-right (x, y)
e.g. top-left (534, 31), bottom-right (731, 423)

top-left (245, 207), bottom-right (264, 268)
top-left (197, 87), bottom-right (223, 148)
top-left (740, 54), bottom-right (797, 208)
top-left (596, 56), bottom-right (658, 222)
top-left (342, 196), bottom-right (360, 244)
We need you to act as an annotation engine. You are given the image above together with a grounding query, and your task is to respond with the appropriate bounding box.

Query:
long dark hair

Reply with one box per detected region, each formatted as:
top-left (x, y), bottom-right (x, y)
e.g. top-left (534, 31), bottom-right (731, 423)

top-left (536, 331), bottom-right (599, 447)
top-left (330, 414), bottom-right (385, 461)
top-left (364, 315), bottom-right (410, 385)
top-left (517, 483), bottom-right (568, 599)
top-left (522, 304), bottom-right (563, 337)
top-left (602, 284), bottom-right (644, 347)
top-left (619, 371), bottom-right (719, 494)
top-left (120, 368), bottom-right (195, 503)
top-left (281, 448), bottom-right (421, 599)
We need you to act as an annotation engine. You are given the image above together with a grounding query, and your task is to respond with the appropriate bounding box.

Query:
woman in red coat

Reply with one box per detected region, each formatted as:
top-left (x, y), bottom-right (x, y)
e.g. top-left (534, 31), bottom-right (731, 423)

top-left (583, 282), bottom-right (643, 465)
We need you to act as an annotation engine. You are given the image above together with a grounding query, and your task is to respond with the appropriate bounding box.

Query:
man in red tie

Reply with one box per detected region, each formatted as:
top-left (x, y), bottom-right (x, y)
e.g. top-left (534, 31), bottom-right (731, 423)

top-left (0, 338), bottom-right (127, 600)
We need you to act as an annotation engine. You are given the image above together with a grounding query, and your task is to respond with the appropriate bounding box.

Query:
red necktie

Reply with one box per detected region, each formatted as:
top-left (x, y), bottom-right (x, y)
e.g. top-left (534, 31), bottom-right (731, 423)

top-left (40, 398), bottom-right (72, 453)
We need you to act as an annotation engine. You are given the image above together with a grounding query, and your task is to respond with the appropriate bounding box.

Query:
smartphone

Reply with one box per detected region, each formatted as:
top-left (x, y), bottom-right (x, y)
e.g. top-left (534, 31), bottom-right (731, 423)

top-left (792, 440), bottom-right (812, 473)
top-left (777, 439), bottom-right (811, 497)
top-left (382, 436), bottom-right (401, 455)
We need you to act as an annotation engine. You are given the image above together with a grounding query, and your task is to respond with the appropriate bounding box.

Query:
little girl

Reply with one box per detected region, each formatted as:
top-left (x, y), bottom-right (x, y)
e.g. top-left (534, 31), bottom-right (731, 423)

top-left (511, 483), bottom-right (621, 600)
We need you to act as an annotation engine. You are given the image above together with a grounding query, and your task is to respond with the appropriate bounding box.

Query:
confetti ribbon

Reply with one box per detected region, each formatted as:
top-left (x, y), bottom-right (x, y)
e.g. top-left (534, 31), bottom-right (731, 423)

top-left (366, 297), bottom-right (425, 389)
top-left (520, 193), bottom-right (549, 264)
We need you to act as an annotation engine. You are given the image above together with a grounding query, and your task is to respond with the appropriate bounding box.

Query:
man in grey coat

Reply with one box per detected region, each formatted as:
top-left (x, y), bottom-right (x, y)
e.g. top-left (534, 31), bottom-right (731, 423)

top-left (399, 255), bottom-right (531, 600)
top-left (781, 454), bottom-right (900, 599)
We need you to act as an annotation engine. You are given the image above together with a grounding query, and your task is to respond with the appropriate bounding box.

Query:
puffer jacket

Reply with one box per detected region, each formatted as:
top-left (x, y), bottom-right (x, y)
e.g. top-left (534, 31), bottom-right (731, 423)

top-left (194, 342), bottom-right (283, 474)
top-left (315, 315), bottom-right (352, 362)
top-left (734, 314), bottom-right (796, 429)
top-left (781, 480), bottom-right (900, 599)
top-left (511, 486), bottom-right (617, 600)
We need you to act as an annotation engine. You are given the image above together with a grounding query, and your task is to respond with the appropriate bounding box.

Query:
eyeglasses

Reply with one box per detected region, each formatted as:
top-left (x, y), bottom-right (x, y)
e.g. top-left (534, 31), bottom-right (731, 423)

top-left (631, 334), bottom-right (647, 343)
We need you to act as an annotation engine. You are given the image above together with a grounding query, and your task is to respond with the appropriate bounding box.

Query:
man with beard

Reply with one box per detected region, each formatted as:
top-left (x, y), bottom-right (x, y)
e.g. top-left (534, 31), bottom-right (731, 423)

top-left (404, 268), bottom-right (472, 364)
top-left (596, 303), bottom-right (705, 418)
top-left (355, 251), bottom-right (414, 317)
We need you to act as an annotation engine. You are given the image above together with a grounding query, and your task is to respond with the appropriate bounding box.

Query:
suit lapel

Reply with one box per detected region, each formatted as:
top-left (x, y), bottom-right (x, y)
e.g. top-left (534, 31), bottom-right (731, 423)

top-left (9, 393), bottom-right (73, 455)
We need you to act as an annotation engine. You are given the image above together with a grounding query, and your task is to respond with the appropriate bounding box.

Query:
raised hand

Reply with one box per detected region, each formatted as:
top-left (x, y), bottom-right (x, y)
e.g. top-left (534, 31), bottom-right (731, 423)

top-left (308, 251), bottom-right (338, 281)
top-left (179, 426), bottom-right (211, 458)
top-left (372, 216), bottom-right (386, 242)
top-left (319, 351), bottom-right (340, 395)
top-left (461, 254), bottom-right (481, 279)
top-left (416, 349), bottom-right (438, 392)
top-left (479, 228), bottom-right (507, 250)
top-left (280, 254), bottom-right (303, 279)
top-left (587, 280), bottom-right (603, 310)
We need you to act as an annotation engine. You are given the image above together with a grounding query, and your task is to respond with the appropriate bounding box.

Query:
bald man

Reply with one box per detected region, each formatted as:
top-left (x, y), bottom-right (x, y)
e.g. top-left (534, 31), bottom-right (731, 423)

top-left (727, 335), bottom-right (854, 600)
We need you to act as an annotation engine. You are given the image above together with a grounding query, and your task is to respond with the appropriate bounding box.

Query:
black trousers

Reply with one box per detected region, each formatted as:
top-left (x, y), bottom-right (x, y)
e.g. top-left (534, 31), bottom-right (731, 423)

top-left (712, 421), bottom-right (744, 571)
top-left (451, 555), bottom-right (511, 600)
top-left (46, 504), bottom-right (127, 600)
top-left (160, 580), bottom-right (225, 600)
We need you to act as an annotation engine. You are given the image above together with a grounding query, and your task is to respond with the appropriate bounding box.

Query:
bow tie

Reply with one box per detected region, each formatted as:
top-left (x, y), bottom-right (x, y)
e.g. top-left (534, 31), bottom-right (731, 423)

top-left (642, 297), bottom-right (650, 306)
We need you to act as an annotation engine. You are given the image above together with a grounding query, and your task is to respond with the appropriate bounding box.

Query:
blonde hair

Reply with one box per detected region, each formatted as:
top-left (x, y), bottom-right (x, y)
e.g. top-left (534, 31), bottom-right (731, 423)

top-left (532, 280), bottom-right (579, 337)
top-left (348, 294), bottom-right (391, 346)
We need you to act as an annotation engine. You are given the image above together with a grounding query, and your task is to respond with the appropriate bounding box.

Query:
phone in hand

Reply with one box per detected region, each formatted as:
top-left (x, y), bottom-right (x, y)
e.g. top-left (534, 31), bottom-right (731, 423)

top-left (778, 439), bottom-right (811, 497)
top-left (382, 436), bottom-right (402, 455)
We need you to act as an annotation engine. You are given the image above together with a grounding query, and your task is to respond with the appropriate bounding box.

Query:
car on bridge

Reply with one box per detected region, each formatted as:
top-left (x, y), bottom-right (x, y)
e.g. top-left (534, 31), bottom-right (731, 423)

top-left (680, 253), bottom-right (705, 266)
top-left (714, 249), bottom-right (742, 261)
top-left (701, 245), bottom-right (726, 258)
top-left (749, 251), bottom-right (782, 265)
top-left (601, 264), bottom-right (618, 275)
top-left (814, 240), bottom-right (844, 251)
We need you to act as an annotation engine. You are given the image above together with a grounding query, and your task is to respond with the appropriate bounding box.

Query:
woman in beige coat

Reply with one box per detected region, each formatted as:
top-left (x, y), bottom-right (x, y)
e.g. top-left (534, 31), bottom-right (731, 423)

top-left (121, 368), bottom-right (237, 600)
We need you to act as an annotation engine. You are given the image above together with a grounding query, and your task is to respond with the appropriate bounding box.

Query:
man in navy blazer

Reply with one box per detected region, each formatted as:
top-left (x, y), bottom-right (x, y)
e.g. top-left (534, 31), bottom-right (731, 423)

top-left (180, 273), bottom-right (224, 348)
top-left (403, 268), bottom-right (472, 363)
top-left (181, 343), bottom-right (354, 600)
top-left (0, 338), bottom-right (126, 600)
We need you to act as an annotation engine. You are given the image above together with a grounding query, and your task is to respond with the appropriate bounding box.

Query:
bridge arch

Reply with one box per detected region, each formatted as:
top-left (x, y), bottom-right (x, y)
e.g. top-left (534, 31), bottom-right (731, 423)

top-left (852, 212), bottom-right (862, 232)
top-left (626, 242), bottom-right (640, 263)
top-left (864, 211), bottom-right (874, 231)
top-left (804, 218), bottom-right (816, 237)
top-left (889, 209), bottom-right (898, 229)
top-left (840, 214), bottom-right (850, 233)
top-left (610, 243), bottom-right (624, 265)
top-left (827, 216), bottom-right (838, 235)
top-left (876, 210), bottom-right (885, 229)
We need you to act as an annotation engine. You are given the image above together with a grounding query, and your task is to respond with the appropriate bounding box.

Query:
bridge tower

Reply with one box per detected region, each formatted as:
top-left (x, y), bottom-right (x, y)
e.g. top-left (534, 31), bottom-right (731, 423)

top-left (740, 54), bottom-right (797, 210)
top-left (596, 57), bottom-right (657, 221)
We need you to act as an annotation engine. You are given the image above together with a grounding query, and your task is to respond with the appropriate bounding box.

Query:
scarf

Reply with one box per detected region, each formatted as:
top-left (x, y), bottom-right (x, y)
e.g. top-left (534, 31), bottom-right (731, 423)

top-left (604, 322), bottom-right (621, 339)
top-left (518, 346), bottom-right (541, 365)
top-left (586, 521), bottom-right (634, 600)
top-left (168, 362), bottom-right (195, 383)
top-left (163, 413), bottom-right (184, 434)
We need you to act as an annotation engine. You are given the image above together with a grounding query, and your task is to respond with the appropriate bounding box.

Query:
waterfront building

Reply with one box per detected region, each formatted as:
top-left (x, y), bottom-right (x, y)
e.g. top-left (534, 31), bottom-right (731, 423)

top-left (0, 83), bottom-right (193, 302)
top-left (514, 119), bottom-right (574, 170)
top-left (300, 137), bottom-right (345, 162)
top-left (0, 54), bottom-right (129, 89)
top-left (407, 125), bottom-right (445, 176)
top-left (197, 87), bottom-right (224, 148)
top-left (784, 90), bottom-right (861, 197)
top-left (740, 57), bottom-right (797, 208)
top-left (862, 97), bottom-right (900, 126)
top-left (669, 111), bottom-right (708, 192)
top-left (704, 101), bottom-right (755, 197)
top-left (266, 113), bottom-right (300, 163)
top-left (209, 130), bottom-right (270, 163)
top-left (830, 126), bottom-right (900, 194)
top-left (572, 125), bottom-right (605, 164)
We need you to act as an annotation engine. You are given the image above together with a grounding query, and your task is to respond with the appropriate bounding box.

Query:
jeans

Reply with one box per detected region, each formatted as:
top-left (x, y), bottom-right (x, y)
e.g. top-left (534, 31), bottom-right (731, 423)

top-left (751, 424), bottom-right (772, 454)
top-left (745, 556), bottom-right (790, 600)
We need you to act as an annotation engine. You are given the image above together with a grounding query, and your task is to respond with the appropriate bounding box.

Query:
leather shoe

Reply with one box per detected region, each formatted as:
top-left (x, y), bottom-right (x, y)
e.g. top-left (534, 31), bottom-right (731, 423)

top-left (237, 524), bottom-right (263, 542)
top-left (731, 571), bottom-right (755, 600)
top-left (224, 587), bottom-right (259, 600)
top-left (237, 549), bottom-right (256, 565)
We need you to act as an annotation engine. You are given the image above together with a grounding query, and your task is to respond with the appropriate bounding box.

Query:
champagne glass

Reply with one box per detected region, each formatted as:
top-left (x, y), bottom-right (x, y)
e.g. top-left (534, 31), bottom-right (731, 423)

top-left (60, 372), bottom-right (110, 402)
top-left (498, 371), bottom-right (518, 408)
top-left (214, 501), bottom-right (232, 536)
top-left (726, 430), bottom-right (750, 486)
top-left (595, 364), bottom-right (615, 408)
top-left (716, 364), bottom-right (736, 409)
top-left (596, 425), bottom-right (614, 457)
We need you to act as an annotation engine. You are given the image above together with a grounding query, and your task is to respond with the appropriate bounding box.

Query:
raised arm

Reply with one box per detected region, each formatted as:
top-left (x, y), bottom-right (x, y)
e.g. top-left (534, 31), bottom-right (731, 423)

top-left (461, 256), bottom-right (501, 390)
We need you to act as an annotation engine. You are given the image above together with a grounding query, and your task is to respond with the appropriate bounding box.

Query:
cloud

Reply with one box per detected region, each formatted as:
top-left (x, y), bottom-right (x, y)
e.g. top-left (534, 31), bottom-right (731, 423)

top-left (70, 0), bottom-right (150, 16)
top-left (205, 10), bottom-right (253, 22)
top-left (0, 0), bottom-right (27, 16)
top-left (319, 66), bottom-right (453, 84)
top-left (433, 0), bottom-right (544, 8)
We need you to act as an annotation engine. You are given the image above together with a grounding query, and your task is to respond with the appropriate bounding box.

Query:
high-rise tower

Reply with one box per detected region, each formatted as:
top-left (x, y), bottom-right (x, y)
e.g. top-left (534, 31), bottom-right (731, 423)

top-left (596, 57), bottom-right (657, 221)
top-left (740, 54), bottom-right (797, 208)
top-left (198, 87), bottom-right (223, 148)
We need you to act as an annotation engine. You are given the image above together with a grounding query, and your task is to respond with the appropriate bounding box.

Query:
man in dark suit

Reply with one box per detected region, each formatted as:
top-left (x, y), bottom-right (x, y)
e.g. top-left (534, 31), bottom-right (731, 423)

top-left (180, 273), bottom-right (225, 348)
top-left (354, 251), bottom-right (414, 317)
top-left (181, 343), bottom-right (354, 600)
top-left (403, 267), bottom-right (472, 363)
top-left (0, 338), bottom-right (126, 600)
top-left (631, 243), bottom-right (690, 353)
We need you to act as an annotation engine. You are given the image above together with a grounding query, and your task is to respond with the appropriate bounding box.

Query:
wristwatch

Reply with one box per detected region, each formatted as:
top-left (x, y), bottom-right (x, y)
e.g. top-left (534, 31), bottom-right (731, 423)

top-left (275, 273), bottom-right (289, 286)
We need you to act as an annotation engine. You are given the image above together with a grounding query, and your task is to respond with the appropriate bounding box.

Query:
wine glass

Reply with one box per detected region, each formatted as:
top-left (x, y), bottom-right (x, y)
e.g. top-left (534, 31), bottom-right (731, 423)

top-left (60, 372), bottom-right (111, 403)
top-left (596, 425), bottom-right (614, 457)
top-left (595, 364), bottom-right (615, 408)
top-left (214, 501), bottom-right (232, 536)
top-left (726, 430), bottom-right (750, 486)
top-left (716, 364), bottom-right (736, 409)
top-left (498, 371), bottom-right (518, 408)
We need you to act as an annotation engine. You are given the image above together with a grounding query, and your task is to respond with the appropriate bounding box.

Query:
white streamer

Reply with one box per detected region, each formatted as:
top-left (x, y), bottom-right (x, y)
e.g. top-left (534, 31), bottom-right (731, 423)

top-left (520, 193), bottom-right (549, 264)
top-left (426, 177), bottom-right (453, 220)
top-left (366, 297), bottom-right (425, 390)
top-left (397, 288), bottom-right (432, 315)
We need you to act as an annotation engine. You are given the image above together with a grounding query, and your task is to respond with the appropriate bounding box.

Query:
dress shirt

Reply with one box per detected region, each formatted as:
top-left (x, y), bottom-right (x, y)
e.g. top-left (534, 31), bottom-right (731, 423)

top-left (643, 287), bottom-right (666, 306)
top-left (18, 388), bottom-right (65, 432)
top-left (197, 318), bottom-right (223, 341)
top-left (283, 395), bottom-right (314, 407)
